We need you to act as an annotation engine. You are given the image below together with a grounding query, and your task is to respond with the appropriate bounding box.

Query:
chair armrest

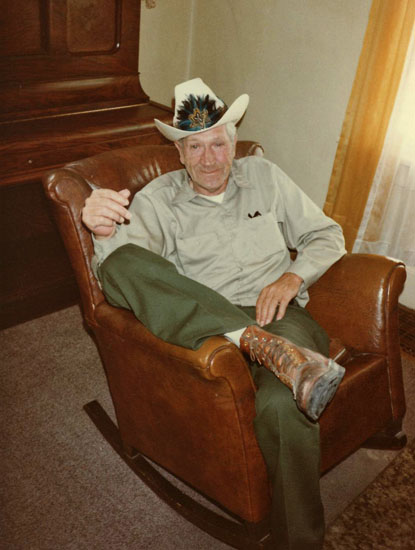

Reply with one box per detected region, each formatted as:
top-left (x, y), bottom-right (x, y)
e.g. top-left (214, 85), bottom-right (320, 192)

top-left (44, 168), bottom-right (106, 323)
top-left (306, 253), bottom-right (406, 355)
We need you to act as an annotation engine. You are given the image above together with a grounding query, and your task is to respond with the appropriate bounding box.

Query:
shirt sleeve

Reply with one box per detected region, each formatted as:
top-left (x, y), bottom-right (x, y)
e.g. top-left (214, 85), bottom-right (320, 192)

top-left (91, 192), bottom-right (165, 277)
top-left (272, 164), bottom-right (346, 289)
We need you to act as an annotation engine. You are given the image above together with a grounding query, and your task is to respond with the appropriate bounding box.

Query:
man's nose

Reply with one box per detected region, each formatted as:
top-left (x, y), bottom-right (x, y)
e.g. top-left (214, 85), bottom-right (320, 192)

top-left (201, 146), bottom-right (215, 164)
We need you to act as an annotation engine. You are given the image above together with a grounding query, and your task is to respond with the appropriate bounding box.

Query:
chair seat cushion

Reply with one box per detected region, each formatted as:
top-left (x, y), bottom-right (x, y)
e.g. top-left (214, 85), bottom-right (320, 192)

top-left (320, 352), bottom-right (390, 471)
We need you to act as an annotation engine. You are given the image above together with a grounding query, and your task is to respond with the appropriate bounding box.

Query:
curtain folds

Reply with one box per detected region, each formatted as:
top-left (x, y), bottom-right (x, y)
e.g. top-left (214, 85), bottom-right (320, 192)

top-left (324, 0), bottom-right (415, 251)
top-left (354, 28), bottom-right (415, 266)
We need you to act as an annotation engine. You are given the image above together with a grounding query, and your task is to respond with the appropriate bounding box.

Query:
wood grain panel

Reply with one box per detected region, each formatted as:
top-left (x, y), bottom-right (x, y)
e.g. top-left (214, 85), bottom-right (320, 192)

top-left (0, 0), bottom-right (141, 104)
top-left (67, 0), bottom-right (119, 54)
top-left (0, 76), bottom-right (145, 122)
top-left (0, 0), bottom-right (45, 58)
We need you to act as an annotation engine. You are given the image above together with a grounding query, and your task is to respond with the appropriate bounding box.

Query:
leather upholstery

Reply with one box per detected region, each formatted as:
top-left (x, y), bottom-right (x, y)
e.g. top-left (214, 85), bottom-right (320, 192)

top-left (43, 142), bottom-right (407, 525)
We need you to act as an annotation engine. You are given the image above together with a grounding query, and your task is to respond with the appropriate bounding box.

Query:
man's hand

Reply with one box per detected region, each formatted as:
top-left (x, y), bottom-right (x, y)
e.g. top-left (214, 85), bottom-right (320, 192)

top-left (82, 188), bottom-right (132, 239)
top-left (256, 272), bottom-right (303, 326)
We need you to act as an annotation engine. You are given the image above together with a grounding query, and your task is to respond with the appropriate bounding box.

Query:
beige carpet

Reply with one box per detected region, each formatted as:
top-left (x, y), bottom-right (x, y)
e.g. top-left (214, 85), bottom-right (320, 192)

top-left (1, 305), bottom-right (415, 549)
top-left (324, 438), bottom-right (415, 549)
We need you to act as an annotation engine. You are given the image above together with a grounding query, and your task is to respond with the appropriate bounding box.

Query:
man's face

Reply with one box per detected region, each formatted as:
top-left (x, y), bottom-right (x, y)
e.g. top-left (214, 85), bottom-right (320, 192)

top-left (175, 125), bottom-right (236, 196)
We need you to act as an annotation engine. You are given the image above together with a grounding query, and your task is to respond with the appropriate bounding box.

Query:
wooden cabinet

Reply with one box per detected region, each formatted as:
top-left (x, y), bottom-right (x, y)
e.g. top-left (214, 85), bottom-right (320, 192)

top-left (0, 0), bottom-right (172, 328)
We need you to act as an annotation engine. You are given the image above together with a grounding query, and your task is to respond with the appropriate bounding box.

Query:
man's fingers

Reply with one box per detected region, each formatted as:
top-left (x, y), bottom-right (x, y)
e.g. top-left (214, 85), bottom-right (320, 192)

top-left (82, 189), bottom-right (133, 235)
top-left (255, 291), bottom-right (266, 326)
top-left (275, 300), bottom-right (288, 321)
top-left (256, 273), bottom-right (303, 325)
top-left (86, 196), bottom-right (131, 220)
top-left (256, 286), bottom-right (294, 325)
top-left (92, 187), bottom-right (130, 203)
top-left (119, 188), bottom-right (131, 199)
top-left (91, 215), bottom-right (117, 228)
top-left (256, 290), bottom-right (278, 326)
top-left (81, 187), bottom-right (133, 238)
top-left (263, 297), bottom-right (287, 325)
top-left (92, 203), bottom-right (130, 223)
top-left (82, 209), bottom-right (124, 231)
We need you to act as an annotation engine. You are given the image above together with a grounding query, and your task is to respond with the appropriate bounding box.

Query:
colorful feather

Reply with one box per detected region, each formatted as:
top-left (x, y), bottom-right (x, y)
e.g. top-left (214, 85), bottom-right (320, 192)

top-left (175, 94), bottom-right (227, 132)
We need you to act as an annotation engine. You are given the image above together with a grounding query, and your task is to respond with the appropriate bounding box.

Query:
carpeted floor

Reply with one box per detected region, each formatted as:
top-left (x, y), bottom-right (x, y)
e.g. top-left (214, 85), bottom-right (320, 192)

top-left (324, 437), bottom-right (415, 549)
top-left (1, 305), bottom-right (415, 549)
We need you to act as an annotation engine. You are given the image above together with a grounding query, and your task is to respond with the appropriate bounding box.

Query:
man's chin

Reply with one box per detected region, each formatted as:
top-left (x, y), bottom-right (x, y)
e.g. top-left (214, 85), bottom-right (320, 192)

top-left (195, 183), bottom-right (226, 196)
top-left (201, 176), bottom-right (227, 189)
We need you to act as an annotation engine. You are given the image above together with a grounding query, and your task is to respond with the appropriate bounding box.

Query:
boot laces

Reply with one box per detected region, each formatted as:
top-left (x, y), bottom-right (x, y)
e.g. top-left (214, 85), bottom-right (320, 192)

top-left (243, 330), bottom-right (299, 395)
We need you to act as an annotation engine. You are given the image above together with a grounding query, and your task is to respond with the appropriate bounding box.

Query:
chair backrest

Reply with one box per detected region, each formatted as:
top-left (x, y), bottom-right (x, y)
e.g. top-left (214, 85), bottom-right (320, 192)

top-left (43, 142), bottom-right (264, 325)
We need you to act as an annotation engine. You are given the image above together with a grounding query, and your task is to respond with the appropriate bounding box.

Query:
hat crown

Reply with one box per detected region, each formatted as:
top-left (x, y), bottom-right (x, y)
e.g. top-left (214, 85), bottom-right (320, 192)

top-left (175, 94), bottom-right (227, 132)
top-left (173, 78), bottom-right (227, 132)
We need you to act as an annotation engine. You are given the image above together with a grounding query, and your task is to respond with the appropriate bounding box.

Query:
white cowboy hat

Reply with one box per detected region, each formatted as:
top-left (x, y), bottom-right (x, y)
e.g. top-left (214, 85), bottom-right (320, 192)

top-left (154, 78), bottom-right (249, 141)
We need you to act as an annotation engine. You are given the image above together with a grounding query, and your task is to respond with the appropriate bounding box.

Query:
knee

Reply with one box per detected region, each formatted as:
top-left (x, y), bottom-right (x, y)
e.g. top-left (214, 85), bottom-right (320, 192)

top-left (99, 244), bottom-right (134, 278)
top-left (100, 244), bottom-right (169, 281)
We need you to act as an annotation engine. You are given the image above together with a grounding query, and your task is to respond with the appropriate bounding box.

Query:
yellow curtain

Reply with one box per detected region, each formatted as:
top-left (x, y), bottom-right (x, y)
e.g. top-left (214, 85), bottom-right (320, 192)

top-left (324, 0), bottom-right (415, 251)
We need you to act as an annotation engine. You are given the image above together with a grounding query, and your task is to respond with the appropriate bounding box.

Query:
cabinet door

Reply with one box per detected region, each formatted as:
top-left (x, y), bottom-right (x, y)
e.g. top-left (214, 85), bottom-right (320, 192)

top-left (0, 0), bottom-right (146, 120)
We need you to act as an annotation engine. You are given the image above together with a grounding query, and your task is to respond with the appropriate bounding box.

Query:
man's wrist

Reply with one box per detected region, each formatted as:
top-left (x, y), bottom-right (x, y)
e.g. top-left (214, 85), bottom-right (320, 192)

top-left (286, 272), bottom-right (304, 284)
top-left (93, 226), bottom-right (116, 240)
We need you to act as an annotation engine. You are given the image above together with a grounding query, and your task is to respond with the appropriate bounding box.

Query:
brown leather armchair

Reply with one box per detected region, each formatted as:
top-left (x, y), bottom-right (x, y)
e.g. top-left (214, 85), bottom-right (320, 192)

top-left (43, 143), bottom-right (407, 549)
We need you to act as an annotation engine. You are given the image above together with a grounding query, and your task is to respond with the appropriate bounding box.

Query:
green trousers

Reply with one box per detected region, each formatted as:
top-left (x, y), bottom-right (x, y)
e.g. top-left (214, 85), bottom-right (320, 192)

top-left (98, 244), bottom-right (326, 550)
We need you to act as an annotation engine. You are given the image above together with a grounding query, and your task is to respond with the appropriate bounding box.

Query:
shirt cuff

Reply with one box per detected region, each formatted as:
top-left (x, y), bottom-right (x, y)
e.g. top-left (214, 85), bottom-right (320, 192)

top-left (288, 260), bottom-right (320, 290)
top-left (92, 228), bottom-right (123, 266)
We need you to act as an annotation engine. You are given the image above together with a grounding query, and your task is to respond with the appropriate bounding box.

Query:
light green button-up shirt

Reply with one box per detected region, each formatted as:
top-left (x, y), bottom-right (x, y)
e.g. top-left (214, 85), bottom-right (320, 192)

top-left (93, 156), bottom-right (346, 307)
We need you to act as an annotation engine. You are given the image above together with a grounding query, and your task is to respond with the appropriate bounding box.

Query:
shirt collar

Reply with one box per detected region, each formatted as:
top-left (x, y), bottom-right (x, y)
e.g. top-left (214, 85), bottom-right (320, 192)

top-left (171, 159), bottom-right (253, 205)
top-left (231, 159), bottom-right (253, 189)
top-left (171, 171), bottom-right (198, 204)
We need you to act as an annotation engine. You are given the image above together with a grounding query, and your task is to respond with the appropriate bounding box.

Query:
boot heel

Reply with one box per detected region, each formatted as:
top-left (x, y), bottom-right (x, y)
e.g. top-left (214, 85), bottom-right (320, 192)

top-left (304, 363), bottom-right (345, 421)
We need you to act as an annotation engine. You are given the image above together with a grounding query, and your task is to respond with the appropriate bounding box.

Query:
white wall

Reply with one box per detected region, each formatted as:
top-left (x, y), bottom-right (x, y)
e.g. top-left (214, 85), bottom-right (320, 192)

top-left (139, 0), bottom-right (194, 108)
top-left (140, 0), bottom-right (371, 206)
top-left (190, 1), bottom-right (373, 206)
top-left (401, 267), bottom-right (415, 309)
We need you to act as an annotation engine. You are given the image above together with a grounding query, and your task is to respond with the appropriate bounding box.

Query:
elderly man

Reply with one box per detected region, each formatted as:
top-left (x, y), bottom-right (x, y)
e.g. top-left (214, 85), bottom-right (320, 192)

top-left (82, 78), bottom-right (346, 550)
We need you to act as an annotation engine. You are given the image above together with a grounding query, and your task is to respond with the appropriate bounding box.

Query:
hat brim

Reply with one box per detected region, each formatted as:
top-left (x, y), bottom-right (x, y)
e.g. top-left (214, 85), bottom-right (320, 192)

top-left (154, 94), bottom-right (249, 141)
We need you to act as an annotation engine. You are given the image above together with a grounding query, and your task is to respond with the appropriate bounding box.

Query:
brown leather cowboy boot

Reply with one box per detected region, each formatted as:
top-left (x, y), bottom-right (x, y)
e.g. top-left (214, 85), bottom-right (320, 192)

top-left (240, 325), bottom-right (345, 421)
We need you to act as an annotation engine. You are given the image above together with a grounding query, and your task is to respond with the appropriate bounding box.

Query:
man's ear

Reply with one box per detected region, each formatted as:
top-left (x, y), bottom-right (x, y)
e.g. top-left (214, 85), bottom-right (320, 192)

top-left (174, 141), bottom-right (185, 165)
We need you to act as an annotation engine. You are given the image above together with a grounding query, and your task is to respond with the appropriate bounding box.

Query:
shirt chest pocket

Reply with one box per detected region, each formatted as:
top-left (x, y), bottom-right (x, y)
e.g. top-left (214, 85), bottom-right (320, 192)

top-left (233, 212), bottom-right (287, 262)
